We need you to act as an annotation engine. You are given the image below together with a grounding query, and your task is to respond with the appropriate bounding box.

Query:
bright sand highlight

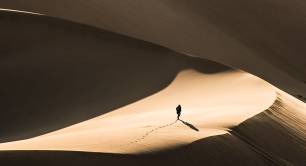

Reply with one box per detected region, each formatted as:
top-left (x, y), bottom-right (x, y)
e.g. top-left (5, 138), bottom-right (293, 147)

top-left (0, 70), bottom-right (276, 154)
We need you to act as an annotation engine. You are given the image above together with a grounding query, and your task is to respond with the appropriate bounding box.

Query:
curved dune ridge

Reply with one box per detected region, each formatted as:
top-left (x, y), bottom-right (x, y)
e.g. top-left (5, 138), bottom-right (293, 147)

top-left (0, 72), bottom-right (305, 165)
top-left (0, 70), bottom-right (276, 153)
top-left (1, 1), bottom-right (306, 99)
top-left (0, 10), bottom-right (230, 143)
top-left (0, 9), bottom-right (306, 166)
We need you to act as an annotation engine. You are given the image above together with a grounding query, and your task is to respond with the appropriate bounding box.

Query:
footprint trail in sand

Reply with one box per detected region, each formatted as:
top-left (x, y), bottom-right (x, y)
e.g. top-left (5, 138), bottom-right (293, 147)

top-left (127, 120), bottom-right (179, 145)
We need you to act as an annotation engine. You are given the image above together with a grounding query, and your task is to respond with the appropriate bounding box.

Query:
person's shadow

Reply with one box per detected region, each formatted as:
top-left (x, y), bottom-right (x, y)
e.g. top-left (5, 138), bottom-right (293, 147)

top-left (178, 119), bottom-right (199, 132)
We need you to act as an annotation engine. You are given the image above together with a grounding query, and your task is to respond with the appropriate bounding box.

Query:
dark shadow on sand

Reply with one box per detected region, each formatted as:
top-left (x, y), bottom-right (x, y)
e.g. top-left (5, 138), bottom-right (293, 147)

top-left (179, 119), bottom-right (199, 132)
top-left (0, 11), bottom-right (230, 142)
top-left (0, 134), bottom-right (272, 166)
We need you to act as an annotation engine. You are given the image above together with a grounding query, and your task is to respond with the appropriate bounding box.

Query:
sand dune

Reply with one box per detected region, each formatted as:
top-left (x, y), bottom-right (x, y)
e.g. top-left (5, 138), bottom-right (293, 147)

top-left (0, 84), bottom-right (305, 166)
top-left (229, 92), bottom-right (306, 165)
top-left (0, 11), bottom-right (228, 142)
top-left (0, 70), bottom-right (276, 153)
top-left (1, 1), bottom-right (305, 100)
top-left (0, 9), bottom-right (305, 166)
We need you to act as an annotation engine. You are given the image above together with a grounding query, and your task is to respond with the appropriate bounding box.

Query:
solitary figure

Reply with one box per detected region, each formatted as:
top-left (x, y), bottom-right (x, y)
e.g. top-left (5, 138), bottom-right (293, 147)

top-left (176, 105), bottom-right (182, 120)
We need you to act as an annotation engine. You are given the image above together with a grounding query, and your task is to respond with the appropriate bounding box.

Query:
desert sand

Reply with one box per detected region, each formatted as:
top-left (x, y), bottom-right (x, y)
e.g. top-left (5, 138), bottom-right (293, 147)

top-left (0, 69), bottom-right (276, 154)
top-left (0, 8), bottom-right (305, 166)
top-left (1, 1), bottom-right (305, 100)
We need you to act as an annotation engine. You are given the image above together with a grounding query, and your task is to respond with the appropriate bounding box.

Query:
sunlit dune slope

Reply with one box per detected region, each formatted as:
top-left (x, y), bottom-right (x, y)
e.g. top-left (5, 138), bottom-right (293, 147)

top-left (0, 11), bottom-right (228, 142)
top-left (0, 71), bottom-right (305, 166)
top-left (0, 70), bottom-right (276, 153)
top-left (0, 9), bottom-right (305, 166)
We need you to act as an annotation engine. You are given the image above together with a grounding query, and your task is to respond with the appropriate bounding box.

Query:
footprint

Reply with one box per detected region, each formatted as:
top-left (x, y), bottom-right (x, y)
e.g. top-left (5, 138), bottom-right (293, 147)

top-left (125, 121), bottom-right (178, 146)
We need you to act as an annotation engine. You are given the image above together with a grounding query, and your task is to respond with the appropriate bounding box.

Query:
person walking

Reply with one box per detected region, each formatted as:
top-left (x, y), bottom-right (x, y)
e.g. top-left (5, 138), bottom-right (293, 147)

top-left (176, 105), bottom-right (182, 120)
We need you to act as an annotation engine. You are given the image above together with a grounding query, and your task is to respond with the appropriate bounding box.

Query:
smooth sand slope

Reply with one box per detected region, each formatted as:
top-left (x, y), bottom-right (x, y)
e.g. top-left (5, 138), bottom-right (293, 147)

top-left (0, 11), bottom-right (228, 142)
top-left (0, 70), bottom-right (276, 153)
top-left (0, 72), bottom-right (305, 166)
top-left (0, 10), bottom-right (305, 166)
top-left (1, 1), bottom-right (306, 100)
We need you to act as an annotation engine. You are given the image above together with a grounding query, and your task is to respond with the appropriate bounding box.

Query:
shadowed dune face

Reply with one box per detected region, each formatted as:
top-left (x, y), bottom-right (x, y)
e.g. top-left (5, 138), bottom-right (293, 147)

top-left (1, 1), bottom-right (306, 98)
top-left (0, 11), bottom-right (229, 142)
top-left (230, 93), bottom-right (306, 165)
top-left (0, 6), bottom-right (305, 166)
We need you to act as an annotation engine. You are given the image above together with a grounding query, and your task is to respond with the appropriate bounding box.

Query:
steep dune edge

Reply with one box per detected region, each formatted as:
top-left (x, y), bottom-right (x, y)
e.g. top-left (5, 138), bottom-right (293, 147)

top-left (0, 92), bottom-right (305, 166)
top-left (145, 92), bottom-right (306, 166)
top-left (228, 92), bottom-right (306, 165)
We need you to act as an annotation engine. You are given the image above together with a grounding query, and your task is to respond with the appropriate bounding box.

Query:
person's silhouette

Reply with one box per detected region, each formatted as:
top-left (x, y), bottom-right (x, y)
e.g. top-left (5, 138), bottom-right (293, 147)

top-left (176, 105), bottom-right (182, 120)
